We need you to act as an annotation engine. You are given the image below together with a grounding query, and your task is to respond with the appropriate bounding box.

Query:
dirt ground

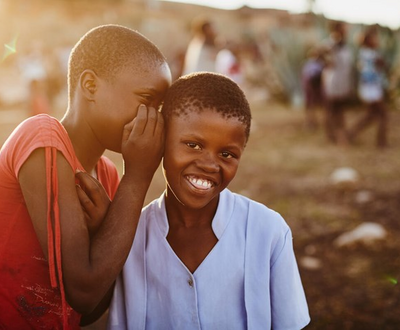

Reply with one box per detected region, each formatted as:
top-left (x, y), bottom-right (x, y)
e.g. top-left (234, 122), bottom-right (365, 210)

top-left (237, 101), bottom-right (400, 330)
top-left (1, 98), bottom-right (399, 329)
top-left (236, 102), bottom-right (400, 330)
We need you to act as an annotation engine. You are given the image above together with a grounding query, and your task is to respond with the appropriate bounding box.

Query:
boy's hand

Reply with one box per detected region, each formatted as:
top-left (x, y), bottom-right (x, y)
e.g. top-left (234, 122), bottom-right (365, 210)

top-left (75, 171), bottom-right (111, 237)
top-left (121, 104), bottom-right (164, 179)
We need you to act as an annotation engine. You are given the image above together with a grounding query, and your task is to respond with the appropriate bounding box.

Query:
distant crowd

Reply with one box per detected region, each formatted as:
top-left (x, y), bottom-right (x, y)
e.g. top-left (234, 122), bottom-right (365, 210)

top-left (301, 22), bottom-right (389, 149)
top-left (8, 16), bottom-right (396, 149)
top-left (177, 17), bottom-right (393, 149)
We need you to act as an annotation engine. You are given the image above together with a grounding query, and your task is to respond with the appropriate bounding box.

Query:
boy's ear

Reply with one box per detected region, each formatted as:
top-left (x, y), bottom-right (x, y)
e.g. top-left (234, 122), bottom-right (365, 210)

top-left (80, 69), bottom-right (98, 101)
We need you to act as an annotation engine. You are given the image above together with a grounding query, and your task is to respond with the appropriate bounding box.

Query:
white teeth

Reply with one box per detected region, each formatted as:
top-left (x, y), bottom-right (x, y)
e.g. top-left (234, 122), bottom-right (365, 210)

top-left (188, 176), bottom-right (213, 189)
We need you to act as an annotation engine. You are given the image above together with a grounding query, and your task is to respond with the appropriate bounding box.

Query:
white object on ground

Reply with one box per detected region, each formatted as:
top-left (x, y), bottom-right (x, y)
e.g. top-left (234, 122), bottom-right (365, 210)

top-left (334, 222), bottom-right (387, 247)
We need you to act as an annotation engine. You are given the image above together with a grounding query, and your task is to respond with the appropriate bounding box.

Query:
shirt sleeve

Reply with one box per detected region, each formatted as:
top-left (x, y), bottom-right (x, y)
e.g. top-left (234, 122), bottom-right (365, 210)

top-left (270, 228), bottom-right (310, 330)
top-left (3, 115), bottom-right (78, 178)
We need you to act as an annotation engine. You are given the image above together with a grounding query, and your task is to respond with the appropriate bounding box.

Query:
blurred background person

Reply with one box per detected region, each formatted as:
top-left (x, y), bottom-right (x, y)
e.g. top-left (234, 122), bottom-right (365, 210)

top-left (215, 39), bottom-right (244, 85)
top-left (18, 42), bottom-right (51, 116)
top-left (182, 16), bottom-right (219, 74)
top-left (28, 79), bottom-right (50, 116)
top-left (349, 27), bottom-right (388, 148)
top-left (301, 46), bottom-right (325, 130)
top-left (321, 22), bottom-right (355, 146)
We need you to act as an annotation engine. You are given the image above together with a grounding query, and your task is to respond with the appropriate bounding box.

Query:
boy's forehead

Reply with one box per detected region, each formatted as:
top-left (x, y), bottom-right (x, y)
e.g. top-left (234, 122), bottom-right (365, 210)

top-left (173, 105), bottom-right (229, 118)
top-left (125, 60), bottom-right (168, 75)
top-left (171, 105), bottom-right (215, 118)
top-left (166, 105), bottom-right (249, 144)
top-left (120, 62), bottom-right (171, 86)
top-left (169, 106), bottom-right (244, 126)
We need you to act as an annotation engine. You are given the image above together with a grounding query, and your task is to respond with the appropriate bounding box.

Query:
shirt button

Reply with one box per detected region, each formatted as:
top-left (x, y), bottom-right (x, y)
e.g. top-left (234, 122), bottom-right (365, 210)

top-left (188, 279), bottom-right (194, 287)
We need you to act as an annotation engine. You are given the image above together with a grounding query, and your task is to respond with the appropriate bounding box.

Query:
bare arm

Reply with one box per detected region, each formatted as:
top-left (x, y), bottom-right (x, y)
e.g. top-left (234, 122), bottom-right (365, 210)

top-left (79, 283), bottom-right (114, 326)
top-left (19, 106), bottom-right (163, 314)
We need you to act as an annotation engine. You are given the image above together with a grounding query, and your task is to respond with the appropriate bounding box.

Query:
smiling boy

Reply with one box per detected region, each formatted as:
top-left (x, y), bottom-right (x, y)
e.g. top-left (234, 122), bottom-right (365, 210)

top-left (106, 72), bottom-right (310, 329)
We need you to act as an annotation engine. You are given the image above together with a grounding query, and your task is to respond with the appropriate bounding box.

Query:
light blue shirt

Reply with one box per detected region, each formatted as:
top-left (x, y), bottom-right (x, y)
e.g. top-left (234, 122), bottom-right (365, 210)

top-left (108, 189), bottom-right (310, 330)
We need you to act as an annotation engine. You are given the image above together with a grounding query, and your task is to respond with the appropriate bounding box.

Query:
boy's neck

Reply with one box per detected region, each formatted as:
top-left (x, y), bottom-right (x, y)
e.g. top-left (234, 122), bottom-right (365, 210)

top-left (164, 192), bottom-right (219, 273)
top-left (61, 108), bottom-right (104, 175)
top-left (164, 192), bottom-right (218, 229)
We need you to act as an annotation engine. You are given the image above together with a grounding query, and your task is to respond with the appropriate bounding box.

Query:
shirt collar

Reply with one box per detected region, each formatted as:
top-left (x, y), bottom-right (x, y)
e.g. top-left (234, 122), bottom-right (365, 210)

top-left (154, 189), bottom-right (235, 240)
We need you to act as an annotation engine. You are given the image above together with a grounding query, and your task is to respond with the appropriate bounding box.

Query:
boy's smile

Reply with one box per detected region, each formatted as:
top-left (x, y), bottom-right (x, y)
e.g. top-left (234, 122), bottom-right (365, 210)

top-left (163, 107), bottom-right (247, 214)
top-left (187, 175), bottom-right (214, 190)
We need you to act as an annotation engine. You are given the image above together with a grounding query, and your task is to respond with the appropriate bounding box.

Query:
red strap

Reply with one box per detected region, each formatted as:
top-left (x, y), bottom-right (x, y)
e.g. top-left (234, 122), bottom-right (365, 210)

top-left (46, 147), bottom-right (69, 328)
top-left (45, 147), bottom-right (57, 287)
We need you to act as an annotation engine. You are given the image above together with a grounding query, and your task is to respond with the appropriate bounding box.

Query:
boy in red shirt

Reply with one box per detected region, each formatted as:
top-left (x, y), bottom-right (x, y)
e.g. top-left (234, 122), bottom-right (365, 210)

top-left (0, 24), bottom-right (171, 329)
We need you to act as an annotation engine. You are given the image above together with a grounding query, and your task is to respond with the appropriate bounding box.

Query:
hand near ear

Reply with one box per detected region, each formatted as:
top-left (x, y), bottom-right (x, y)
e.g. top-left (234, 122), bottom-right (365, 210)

top-left (121, 104), bottom-right (165, 179)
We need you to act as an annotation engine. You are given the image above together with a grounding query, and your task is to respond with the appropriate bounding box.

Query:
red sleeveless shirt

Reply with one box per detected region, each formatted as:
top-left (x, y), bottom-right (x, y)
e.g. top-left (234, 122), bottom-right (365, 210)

top-left (0, 114), bottom-right (119, 329)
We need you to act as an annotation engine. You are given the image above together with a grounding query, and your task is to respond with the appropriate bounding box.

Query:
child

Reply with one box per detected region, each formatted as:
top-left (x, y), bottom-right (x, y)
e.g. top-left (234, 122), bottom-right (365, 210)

top-left (349, 27), bottom-right (388, 148)
top-left (321, 21), bottom-right (354, 145)
top-left (29, 78), bottom-right (51, 116)
top-left (0, 24), bottom-right (171, 329)
top-left (182, 16), bottom-right (219, 75)
top-left (301, 47), bottom-right (325, 130)
top-left (105, 72), bottom-right (310, 329)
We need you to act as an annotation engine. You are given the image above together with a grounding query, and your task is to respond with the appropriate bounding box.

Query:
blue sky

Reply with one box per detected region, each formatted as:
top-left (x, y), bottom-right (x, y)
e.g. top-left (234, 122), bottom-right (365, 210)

top-left (160, 0), bottom-right (400, 29)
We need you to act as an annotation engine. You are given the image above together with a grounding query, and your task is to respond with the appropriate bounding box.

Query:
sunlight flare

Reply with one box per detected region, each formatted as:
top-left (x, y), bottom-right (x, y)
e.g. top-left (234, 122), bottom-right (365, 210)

top-left (2, 36), bottom-right (18, 62)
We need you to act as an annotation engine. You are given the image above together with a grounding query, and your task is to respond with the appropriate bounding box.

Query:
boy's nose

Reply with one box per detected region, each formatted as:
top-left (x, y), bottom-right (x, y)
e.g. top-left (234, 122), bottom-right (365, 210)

top-left (197, 152), bottom-right (220, 173)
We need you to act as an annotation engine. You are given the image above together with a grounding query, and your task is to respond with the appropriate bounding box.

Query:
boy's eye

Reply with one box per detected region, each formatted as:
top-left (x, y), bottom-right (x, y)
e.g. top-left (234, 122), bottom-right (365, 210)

top-left (140, 94), bottom-right (154, 106)
top-left (221, 151), bottom-right (234, 159)
top-left (187, 142), bottom-right (201, 150)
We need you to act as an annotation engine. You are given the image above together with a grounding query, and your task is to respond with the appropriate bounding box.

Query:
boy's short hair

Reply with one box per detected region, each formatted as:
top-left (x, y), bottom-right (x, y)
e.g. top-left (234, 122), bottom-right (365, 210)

top-left (68, 24), bottom-right (166, 101)
top-left (162, 72), bottom-right (252, 140)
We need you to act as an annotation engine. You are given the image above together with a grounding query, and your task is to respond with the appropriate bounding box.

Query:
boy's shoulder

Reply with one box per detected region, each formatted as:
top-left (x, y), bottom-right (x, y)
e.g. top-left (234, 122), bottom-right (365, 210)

top-left (4, 114), bottom-right (63, 148)
top-left (230, 190), bottom-right (290, 235)
top-left (6, 114), bottom-right (56, 135)
top-left (19, 113), bottom-right (59, 128)
top-left (232, 192), bottom-right (294, 267)
top-left (1, 114), bottom-right (78, 175)
top-left (1, 114), bottom-right (62, 157)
